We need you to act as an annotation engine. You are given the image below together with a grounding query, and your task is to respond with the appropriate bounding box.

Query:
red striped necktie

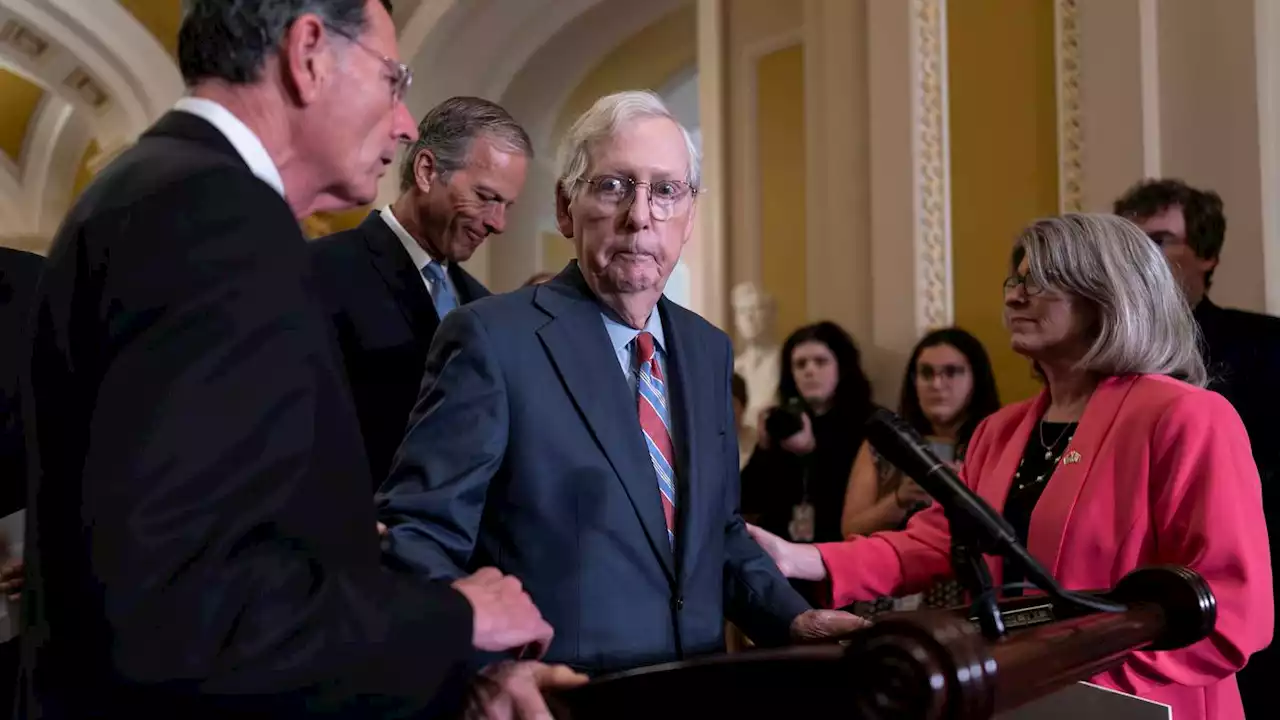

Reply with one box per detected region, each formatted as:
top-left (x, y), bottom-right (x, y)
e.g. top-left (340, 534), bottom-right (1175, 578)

top-left (635, 331), bottom-right (677, 547)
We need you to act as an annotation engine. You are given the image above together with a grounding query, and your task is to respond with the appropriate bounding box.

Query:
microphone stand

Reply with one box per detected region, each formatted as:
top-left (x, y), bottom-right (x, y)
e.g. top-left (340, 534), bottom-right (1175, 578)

top-left (947, 509), bottom-right (1006, 640)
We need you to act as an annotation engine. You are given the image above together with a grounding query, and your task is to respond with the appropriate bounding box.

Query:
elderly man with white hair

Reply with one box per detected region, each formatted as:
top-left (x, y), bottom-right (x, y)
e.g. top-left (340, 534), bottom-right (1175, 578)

top-left (377, 90), bottom-right (865, 675)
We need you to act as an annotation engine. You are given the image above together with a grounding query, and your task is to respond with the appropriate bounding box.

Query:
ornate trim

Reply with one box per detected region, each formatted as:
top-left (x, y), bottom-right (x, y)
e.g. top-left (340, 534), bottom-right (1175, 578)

top-left (1055, 0), bottom-right (1084, 212)
top-left (911, 0), bottom-right (953, 333)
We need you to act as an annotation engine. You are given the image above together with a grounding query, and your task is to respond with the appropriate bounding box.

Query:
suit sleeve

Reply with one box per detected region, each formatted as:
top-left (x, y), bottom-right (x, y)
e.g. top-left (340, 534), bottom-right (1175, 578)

top-left (720, 341), bottom-right (812, 644)
top-left (376, 305), bottom-right (508, 581)
top-left (84, 172), bottom-right (474, 714)
top-left (1102, 391), bottom-right (1273, 693)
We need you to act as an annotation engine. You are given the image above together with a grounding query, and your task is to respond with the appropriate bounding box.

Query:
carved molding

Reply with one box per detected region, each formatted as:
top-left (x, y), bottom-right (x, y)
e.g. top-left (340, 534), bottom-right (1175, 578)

top-left (911, 0), bottom-right (953, 334)
top-left (1056, 0), bottom-right (1084, 213)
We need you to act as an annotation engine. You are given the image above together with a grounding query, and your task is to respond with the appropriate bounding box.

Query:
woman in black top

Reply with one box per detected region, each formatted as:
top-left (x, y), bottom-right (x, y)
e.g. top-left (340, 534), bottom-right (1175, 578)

top-left (739, 321), bottom-right (873, 546)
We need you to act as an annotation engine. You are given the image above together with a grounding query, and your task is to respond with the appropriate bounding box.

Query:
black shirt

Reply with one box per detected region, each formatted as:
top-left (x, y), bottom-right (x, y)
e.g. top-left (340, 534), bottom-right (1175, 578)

top-left (1001, 421), bottom-right (1077, 596)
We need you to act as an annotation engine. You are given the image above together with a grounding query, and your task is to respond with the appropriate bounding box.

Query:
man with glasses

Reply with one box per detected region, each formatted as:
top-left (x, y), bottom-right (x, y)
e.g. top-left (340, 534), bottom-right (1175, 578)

top-left (313, 97), bottom-right (530, 488)
top-left (1115, 179), bottom-right (1280, 719)
top-left (19, 1), bottom-right (569, 717)
top-left (377, 90), bottom-right (866, 675)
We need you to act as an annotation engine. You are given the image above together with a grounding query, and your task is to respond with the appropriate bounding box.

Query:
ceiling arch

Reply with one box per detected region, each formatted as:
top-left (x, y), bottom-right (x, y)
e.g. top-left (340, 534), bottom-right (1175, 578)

top-left (0, 0), bottom-right (181, 244)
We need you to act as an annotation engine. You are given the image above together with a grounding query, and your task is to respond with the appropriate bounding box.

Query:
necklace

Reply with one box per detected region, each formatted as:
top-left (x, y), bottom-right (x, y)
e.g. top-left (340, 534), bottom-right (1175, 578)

top-left (1038, 420), bottom-right (1076, 460)
top-left (1013, 421), bottom-right (1078, 492)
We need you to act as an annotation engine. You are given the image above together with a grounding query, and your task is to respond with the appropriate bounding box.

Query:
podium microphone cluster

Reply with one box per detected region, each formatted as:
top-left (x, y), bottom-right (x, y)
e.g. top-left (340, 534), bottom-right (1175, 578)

top-left (862, 407), bottom-right (1126, 631)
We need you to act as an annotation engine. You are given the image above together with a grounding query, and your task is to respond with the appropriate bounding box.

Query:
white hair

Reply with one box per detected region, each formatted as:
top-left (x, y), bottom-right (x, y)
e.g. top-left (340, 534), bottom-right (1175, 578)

top-left (1012, 213), bottom-right (1207, 387)
top-left (555, 90), bottom-right (702, 197)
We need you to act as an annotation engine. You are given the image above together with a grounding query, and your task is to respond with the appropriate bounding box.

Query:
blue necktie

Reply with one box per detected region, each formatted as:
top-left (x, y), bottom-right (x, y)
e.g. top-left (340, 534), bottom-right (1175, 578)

top-left (422, 261), bottom-right (458, 319)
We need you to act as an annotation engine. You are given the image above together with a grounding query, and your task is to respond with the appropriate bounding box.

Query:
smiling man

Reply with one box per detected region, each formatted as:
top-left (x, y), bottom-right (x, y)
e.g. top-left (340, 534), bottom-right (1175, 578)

top-left (376, 90), bottom-right (866, 675)
top-left (312, 96), bottom-right (531, 486)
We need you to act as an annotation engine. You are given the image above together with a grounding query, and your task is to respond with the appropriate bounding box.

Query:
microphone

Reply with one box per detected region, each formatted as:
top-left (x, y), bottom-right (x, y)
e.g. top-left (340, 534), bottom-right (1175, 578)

top-left (864, 407), bottom-right (1021, 551)
top-left (863, 407), bottom-right (1125, 626)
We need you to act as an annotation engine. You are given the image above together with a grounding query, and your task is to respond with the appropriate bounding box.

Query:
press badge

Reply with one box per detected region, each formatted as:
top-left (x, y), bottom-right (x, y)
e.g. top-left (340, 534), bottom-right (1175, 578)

top-left (788, 502), bottom-right (815, 542)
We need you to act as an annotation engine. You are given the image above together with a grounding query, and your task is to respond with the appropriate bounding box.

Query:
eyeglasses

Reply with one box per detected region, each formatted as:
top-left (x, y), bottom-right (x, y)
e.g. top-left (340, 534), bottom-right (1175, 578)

top-left (1003, 272), bottom-right (1045, 296)
top-left (329, 29), bottom-right (413, 103)
top-left (917, 363), bottom-right (968, 382)
top-left (576, 175), bottom-right (699, 220)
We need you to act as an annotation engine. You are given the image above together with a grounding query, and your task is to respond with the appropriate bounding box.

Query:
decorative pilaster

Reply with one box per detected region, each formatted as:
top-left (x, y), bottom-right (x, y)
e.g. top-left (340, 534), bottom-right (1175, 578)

top-left (1056, 0), bottom-right (1084, 213)
top-left (911, 0), bottom-right (953, 333)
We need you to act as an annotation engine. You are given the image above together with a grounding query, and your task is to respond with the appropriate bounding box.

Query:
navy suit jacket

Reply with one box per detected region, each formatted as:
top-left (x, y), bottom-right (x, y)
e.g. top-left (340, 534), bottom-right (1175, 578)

top-left (377, 262), bottom-right (811, 674)
top-left (312, 213), bottom-right (489, 487)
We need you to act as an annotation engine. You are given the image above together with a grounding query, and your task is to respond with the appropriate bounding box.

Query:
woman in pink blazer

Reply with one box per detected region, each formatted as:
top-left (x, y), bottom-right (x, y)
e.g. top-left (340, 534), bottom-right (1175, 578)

top-left (749, 214), bottom-right (1273, 720)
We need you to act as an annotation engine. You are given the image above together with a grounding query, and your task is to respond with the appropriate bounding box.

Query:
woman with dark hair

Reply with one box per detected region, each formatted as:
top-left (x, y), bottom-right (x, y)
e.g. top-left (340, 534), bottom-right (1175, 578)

top-left (740, 321), bottom-right (874, 547)
top-left (841, 327), bottom-right (1000, 538)
top-left (839, 327), bottom-right (999, 614)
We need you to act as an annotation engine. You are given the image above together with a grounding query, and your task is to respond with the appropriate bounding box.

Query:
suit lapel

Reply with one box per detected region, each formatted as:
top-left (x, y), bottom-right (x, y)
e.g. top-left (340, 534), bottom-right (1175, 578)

top-left (447, 263), bottom-right (490, 304)
top-left (659, 300), bottom-right (711, 584)
top-left (535, 266), bottom-right (676, 579)
top-left (361, 214), bottom-right (440, 343)
top-left (1024, 375), bottom-right (1137, 577)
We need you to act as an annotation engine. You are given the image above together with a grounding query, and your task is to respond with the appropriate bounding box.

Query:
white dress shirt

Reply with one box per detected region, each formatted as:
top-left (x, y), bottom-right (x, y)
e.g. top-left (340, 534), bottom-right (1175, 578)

top-left (378, 205), bottom-right (456, 304)
top-left (173, 97), bottom-right (285, 198)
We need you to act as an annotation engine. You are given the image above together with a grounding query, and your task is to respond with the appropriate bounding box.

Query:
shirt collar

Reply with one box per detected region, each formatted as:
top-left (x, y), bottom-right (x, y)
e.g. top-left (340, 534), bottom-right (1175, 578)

top-left (601, 304), bottom-right (667, 358)
top-left (378, 205), bottom-right (440, 273)
top-left (173, 97), bottom-right (285, 198)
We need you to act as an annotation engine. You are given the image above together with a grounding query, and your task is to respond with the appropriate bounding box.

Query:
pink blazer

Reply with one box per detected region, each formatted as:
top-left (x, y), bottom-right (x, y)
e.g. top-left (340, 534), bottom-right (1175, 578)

top-left (817, 374), bottom-right (1273, 720)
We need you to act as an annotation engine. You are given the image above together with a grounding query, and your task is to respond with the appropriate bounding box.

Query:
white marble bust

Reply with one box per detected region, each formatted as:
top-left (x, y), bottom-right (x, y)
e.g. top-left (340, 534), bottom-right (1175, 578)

top-left (730, 281), bottom-right (781, 431)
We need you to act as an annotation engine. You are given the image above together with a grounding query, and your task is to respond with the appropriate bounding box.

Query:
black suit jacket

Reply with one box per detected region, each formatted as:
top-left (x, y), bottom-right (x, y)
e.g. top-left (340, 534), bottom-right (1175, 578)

top-left (312, 214), bottom-right (488, 486)
top-left (20, 111), bottom-right (473, 718)
top-left (377, 263), bottom-right (811, 674)
top-left (0, 248), bottom-right (42, 519)
top-left (1196, 298), bottom-right (1280, 488)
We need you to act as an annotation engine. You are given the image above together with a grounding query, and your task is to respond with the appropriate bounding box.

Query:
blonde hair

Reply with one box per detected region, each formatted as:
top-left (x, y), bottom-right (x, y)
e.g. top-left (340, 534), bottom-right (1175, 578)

top-left (555, 90), bottom-right (701, 197)
top-left (1011, 213), bottom-right (1207, 387)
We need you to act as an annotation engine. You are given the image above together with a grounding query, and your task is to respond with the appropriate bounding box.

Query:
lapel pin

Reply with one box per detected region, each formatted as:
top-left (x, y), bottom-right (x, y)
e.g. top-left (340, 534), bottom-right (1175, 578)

top-left (1063, 450), bottom-right (1081, 465)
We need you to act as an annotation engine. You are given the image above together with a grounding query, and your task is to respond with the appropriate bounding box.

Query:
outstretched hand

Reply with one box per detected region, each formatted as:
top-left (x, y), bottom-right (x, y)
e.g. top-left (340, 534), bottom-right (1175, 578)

top-left (790, 609), bottom-right (870, 642)
top-left (464, 661), bottom-right (588, 720)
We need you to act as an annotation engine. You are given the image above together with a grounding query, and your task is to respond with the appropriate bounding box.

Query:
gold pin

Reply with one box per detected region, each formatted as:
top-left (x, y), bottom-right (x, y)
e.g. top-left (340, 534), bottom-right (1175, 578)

top-left (1063, 450), bottom-right (1081, 465)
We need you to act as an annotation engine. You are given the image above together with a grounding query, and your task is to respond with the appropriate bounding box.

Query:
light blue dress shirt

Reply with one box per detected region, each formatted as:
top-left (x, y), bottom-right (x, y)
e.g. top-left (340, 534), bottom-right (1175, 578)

top-left (600, 309), bottom-right (682, 460)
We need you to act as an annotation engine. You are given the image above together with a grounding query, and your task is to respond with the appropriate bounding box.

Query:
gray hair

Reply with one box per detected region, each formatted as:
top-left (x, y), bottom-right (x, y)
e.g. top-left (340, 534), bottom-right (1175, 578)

top-left (1012, 213), bottom-right (1207, 387)
top-left (555, 90), bottom-right (701, 198)
top-left (178, 0), bottom-right (392, 86)
top-left (399, 96), bottom-right (533, 192)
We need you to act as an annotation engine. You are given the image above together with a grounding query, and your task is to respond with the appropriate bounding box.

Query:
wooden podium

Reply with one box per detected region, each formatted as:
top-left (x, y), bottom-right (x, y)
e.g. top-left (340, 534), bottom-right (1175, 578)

top-left (548, 565), bottom-right (1211, 720)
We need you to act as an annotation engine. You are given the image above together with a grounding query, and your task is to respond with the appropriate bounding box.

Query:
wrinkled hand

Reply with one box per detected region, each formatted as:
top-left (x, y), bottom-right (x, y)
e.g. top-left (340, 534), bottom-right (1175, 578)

top-left (376, 522), bottom-right (388, 538)
top-left (790, 609), bottom-right (870, 642)
top-left (746, 523), bottom-right (791, 571)
top-left (464, 661), bottom-right (588, 720)
top-left (0, 558), bottom-right (22, 603)
top-left (746, 523), bottom-right (828, 581)
top-left (453, 568), bottom-right (555, 658)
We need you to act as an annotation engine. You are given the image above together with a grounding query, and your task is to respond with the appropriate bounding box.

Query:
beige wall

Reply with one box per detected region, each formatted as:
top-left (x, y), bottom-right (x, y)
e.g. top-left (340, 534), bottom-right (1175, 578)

top-left (1074, 0), bottom-right (1273, 314)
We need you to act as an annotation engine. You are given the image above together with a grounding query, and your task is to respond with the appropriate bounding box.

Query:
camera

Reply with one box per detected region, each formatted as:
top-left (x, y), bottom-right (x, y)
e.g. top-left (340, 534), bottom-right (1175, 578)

top-left (763, 397), bottom-right (808, 442)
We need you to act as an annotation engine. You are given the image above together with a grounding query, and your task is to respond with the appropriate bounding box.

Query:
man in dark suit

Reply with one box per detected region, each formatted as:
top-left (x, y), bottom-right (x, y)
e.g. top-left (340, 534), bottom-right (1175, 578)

top-left (19, 1), bottom-right (569, 717)
top-left (0, 247), bottom-right (42, 713)
top-left (313, 97), bottom-right (529, 487)
top-left (378, 90), bottom-right (865, 675)
top-left (1115, 178), bottom-right (1280, 719)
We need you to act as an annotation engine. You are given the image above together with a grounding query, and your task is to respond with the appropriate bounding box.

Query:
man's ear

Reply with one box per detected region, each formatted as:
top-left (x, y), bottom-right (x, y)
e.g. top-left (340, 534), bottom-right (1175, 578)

top-left (413, 150), bottom-right (439, 194)
top-left (280, 13), bottom-right (333, 106)
top-left (555, 184), bottom-right (574, 238)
